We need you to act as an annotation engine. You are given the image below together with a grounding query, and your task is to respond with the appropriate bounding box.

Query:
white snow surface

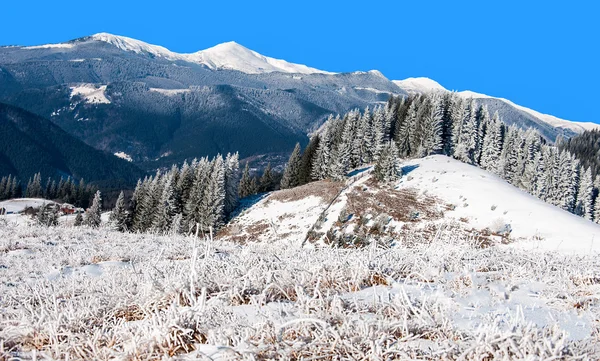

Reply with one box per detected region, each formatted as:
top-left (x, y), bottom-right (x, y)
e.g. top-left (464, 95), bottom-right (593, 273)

top-left (91, 33), bottom-right (332, 75)
top-left (0, 198), bottom-right (55, 213)
top-left (393, 77), bottom-right (600, 134)
top-left (70, 84), bottom-right (110, 104)
top-left (23, 43), bottom-right (74, 50)
top-left (149, 87), bottom-right (191, 96)
top-left (113, 151), bottom-right (133, 162)
top-left (392, 77), bottom-right (446, 94)
top-left (397, 155), bottom-right (600, 253)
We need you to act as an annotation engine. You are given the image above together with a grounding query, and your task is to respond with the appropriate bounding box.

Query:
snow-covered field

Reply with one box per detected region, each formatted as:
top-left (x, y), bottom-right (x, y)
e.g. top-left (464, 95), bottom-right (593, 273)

top-left (1, 223), bottom-right (599, 359)
top-left (3, 157), bottom-right (600, 359)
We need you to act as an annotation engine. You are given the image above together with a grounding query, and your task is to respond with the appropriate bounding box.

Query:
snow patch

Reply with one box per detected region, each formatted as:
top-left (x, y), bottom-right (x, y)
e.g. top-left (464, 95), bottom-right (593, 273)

top-left (23, 43), bottom-right (74, 50)
top-left (149, 88), bottom-right (191, 96)
top-left (70, 84), bottom-right (110, 104)
top-left (114, 152), bottom-right (133, 162)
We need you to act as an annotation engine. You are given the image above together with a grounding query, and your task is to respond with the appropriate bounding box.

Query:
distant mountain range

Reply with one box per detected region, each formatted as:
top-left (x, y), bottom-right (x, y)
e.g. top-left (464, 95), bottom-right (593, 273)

top-left (0, 102), bottom-right (144, 188)
top-left (0, 33), bottom-right (597, 172)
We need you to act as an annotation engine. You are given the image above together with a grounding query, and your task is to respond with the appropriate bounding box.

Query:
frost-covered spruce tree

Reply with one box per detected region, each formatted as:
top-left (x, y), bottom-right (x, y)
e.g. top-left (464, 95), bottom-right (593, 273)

top-left (383, 99), bottom-right (397, 141)
top-left (199, 156), bottom-right (226, 231)
top-left (224, 152), bottom-right (240, 215)
top-left (299, 135), bottom-right (319, 186)
top-left (185, 157), bottom-right (211, 231)
top-left (175, 161), bottom-right (193, 213)
top-left (474, 104), bottom-right (490, 165)
top-left (280, 143), bottom-right (302, 189)
top-left (327, 144), bottom-right (348, 181)
top-left (374, 141), bottom-right (402, 183)
top-left (110, 191), bottom-right (128, 232)
top-left (480, 112), bottom-right (504, 172)
top-left (152, 174), bottom-right (176, 233)
top-left (397, 100), bottom-right (418, 157)
top-left (259, 163), bottom-right (274, 192)
top-left (418, 94), bottom-right (443, 157)
top-left (449, 94), bottom-right (465, 154)
top-left (455, 99), bottom-right (478, 163)
top-left (26, 173), bottom-right (43, 198)
top-left (499, 126), bottom-right (521, 185)
top-left (74, 211), bottom-right (83, 226)
top-left (371, 106), bottom-right (386, 160)
top-left (84, 190), bottom-right (102, 228)
top-left (238, 162), bottom-right (253, 198)
top-left (576, 166), bottom-right (594, 220)
top-left (311, 130), bottom-right (331, 181)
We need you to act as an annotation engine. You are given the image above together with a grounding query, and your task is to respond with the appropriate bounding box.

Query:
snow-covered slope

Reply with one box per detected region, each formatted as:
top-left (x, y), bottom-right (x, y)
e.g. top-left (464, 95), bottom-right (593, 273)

top-left (225, 155), bottom-right (600, 254)
top-left (394, 77), bottom-right (600, 134)
top-left (397, 155), bottom-right (600, 253)
top-left (392, 77), bottom-right (446, 94)
top-left (51, 33), bottom-right (333, 75)
top-left (187, 41), bottom-right (333, 74)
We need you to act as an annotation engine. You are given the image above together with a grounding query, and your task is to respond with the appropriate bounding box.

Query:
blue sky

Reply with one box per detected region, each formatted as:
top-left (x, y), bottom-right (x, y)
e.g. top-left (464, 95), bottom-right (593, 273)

top-left (2, 1), bottom-right (598, 123)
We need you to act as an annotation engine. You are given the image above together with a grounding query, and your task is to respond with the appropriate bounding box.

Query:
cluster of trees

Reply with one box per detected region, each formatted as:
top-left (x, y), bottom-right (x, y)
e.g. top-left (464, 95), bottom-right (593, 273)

top-left (0, 175), bottom-right (21, 201)
top-left (24, 172), bottom-right (97, 208)
top-left (280, 92), bottom-right (600, 223)
top-left (558, 130), bottom-right (600, 178)
top-left (238, 162), bottom-right (280, 198)
top-left (107, 153), bottom-right (240, 234)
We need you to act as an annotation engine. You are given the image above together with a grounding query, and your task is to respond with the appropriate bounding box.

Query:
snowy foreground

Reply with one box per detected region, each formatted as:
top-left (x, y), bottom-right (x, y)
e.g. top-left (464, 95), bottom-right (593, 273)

top-left (1, 222), bottom-right (599, 360)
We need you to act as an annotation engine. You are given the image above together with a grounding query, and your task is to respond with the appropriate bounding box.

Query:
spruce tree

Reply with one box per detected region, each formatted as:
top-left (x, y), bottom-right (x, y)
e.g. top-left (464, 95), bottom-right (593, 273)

top-left (224, 152), bottom-right (240, 215)
top-left (259, 163), bottom-right (274, 192)
top-left (239, 162), bottom-right (253, 198)
top-left (74, 212), bottom-right (83, 226)
top-left (576, 167), bottom-right (594, 220)
top-left (299, 135), bottom-right (320, 185)
top-left (374, 141), bottom-right (402, 183)
top-left (111, 191), bottom-right (128, 232)
top-left (311, 130), bottom-right (331, 181)
top-left (280, 143), bottom-right (302, 189)
top-left (84, 190), bottom-right (102, 228)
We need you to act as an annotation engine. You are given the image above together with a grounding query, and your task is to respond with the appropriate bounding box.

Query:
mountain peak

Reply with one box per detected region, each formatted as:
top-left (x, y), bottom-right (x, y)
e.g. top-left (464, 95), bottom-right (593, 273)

top-left (392, 77), bottom-right (446, 94)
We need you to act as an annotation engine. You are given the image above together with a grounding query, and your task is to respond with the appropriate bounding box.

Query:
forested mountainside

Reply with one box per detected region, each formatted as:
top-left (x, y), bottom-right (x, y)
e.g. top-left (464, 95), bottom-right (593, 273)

top-left (0, 34), bottom-right (591, 173)
top-left (0, 102), bottom-right (144, 189)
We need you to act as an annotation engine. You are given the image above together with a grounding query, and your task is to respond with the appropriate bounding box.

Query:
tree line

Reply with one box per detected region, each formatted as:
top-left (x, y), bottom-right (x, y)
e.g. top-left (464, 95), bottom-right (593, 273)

top-left (280, 92), bottom-right (600, 223)
top-left (0, 172), bottom-right (97, 208)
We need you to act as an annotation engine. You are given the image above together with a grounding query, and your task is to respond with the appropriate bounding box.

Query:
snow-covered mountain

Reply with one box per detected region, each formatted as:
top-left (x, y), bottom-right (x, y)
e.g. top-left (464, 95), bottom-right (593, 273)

top-left (30, 33), bottom-right (333, 75)
top-left (393, 77), bottom-right (600, 134)
top-left (1, 33), bottom-right (598, 170)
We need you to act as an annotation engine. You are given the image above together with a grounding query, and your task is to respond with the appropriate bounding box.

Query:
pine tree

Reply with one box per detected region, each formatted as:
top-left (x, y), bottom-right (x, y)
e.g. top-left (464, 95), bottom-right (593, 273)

top-left (224, 152), bottom-right (240, 215)
top-left (111, 191), bottom-right (128, 232)
top-left (153, 174), bottom-right (176, 233)
top-left (299, 135), bottom-right (320, 185)
top-left (371, 106), bottom-right (386, 160)
top-left (280, 143), bottom-right (302, 189)
top-left (74, 212), bottom-right (83, 226)
top-left (198, 156), bottom-right (226, 231)
top-left (26, 173), bottom-right (42, 198)
top-left (374, 141), bottom-right (402, 183)
top-left (239, 162), bottom-right (253, 198)
top-left (84, 190), bottom-right (102, 228)
top-left (576, 167), bottom-right (594, 220)
top-left (418, 94), bottom-right (443, 157)
top-left (259, 163), bottom-right (274, 192)
top-left (397, 100), bottom-right (418, 157)
top-left (311, 130), bottom-right (331, 181)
